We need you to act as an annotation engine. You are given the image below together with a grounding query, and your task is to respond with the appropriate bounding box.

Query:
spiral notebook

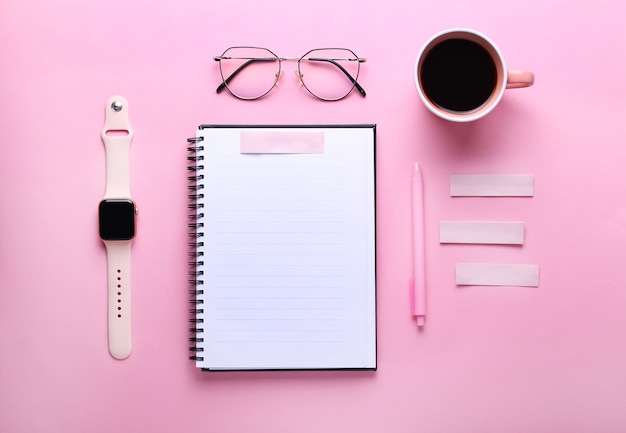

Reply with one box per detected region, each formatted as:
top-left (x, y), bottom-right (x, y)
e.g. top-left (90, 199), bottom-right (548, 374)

top-left (187, 125), bottom-right (377, 371)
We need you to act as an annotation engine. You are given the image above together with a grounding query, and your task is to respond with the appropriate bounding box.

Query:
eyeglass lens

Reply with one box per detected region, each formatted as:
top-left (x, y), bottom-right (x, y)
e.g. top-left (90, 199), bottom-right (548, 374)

top-left (217, 47), bottom-right (362, 100)
top-left (298, 49), bottom-right (361, 100)
top-left (218, 47), bottom-right (281, 100)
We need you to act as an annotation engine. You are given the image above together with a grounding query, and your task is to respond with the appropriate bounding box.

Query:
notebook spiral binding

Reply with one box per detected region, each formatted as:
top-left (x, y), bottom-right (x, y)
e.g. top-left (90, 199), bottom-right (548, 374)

top-left (187, 136), bottom-right (205, 362)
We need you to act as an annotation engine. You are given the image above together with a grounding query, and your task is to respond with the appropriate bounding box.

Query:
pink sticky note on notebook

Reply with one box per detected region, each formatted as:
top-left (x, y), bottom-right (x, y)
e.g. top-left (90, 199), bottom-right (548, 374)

top-left (240, 131), bottom-right (325, 154)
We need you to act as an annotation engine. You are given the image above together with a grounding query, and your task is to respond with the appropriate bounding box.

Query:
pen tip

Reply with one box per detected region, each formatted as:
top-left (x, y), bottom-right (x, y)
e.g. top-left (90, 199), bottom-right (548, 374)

top-left (417, 316), bottom-right (425, 327)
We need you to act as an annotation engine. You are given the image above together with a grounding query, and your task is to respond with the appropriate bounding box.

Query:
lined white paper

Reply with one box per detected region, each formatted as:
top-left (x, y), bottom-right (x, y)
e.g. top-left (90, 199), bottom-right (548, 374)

top-left (195, 127), bottom-right (376, 370)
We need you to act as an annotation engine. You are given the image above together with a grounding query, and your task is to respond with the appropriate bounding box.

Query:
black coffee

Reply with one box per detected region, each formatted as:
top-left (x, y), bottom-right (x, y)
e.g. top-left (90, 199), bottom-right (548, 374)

top-left (420, 38), bottom-right (497, 112)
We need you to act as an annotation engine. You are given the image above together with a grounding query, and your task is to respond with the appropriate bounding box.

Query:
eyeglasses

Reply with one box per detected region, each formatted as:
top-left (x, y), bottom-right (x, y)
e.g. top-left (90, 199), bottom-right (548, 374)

top-left (214, 47), bottom-right (367, 101)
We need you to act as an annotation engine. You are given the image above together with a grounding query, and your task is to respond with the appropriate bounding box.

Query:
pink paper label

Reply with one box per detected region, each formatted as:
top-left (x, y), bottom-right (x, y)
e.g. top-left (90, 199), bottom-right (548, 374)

top-left (440, 221), bottom-right (525, 245)
top-left (456, 263), bottom-right (540, 287)
top-left (240, 131), bottom-right (325, 154)
top-left (450, 174), bottom-right (534, 197)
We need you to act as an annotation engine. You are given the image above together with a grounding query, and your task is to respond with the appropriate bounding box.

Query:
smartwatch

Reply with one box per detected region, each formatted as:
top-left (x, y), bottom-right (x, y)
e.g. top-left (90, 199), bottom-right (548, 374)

top-left (98, 95), bottom-right (137, 360)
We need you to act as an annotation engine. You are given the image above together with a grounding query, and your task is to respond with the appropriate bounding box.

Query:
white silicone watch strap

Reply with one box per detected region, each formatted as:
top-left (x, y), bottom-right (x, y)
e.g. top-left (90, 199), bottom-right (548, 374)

top-left (102, 95), bottom-right (134, 359)
top-left (105, 242), bottom-right (132, 359)
top-left (102, 96), bottom-right (133, 199)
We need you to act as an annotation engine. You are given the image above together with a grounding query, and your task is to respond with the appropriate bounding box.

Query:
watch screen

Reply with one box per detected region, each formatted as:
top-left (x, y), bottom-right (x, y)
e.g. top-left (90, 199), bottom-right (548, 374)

top-left (99, 199), bottom-right (136, 241)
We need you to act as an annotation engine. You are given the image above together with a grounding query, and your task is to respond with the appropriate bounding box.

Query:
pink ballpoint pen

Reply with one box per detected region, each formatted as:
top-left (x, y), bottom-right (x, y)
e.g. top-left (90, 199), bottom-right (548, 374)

top-left (412, 163), bottom-right (426, 327)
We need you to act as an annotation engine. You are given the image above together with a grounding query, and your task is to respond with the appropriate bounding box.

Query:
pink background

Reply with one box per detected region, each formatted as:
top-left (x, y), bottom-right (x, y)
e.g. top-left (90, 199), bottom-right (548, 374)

top-left (2, 0), bottom-right (626, 432)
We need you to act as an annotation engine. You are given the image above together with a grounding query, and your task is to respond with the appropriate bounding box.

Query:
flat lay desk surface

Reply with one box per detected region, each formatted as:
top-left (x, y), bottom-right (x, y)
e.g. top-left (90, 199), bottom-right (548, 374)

top-left (2, 0), bottom-right (626, 432)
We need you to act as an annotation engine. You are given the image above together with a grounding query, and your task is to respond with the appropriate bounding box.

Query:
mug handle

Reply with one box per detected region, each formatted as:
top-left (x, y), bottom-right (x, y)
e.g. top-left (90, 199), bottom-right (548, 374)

top-left (506, 70), bottom-right (534, 89)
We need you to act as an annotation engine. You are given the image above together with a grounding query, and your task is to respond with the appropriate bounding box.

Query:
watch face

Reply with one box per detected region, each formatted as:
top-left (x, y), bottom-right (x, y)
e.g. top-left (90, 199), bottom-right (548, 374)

top-left (99, 199), bottom-right (136, 241)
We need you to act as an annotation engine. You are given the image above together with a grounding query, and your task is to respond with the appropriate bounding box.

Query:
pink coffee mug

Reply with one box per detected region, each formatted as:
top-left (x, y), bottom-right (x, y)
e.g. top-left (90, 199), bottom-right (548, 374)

top-left (414, 28), bottom-right (534, 122)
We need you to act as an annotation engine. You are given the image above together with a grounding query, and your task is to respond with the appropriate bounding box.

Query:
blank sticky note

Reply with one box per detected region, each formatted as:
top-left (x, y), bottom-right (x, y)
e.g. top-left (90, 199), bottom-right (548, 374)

top-left (440, 221), bottom-right (525, 245)
top-left (451, 174), bottom-right (534, 197)
top-left (456, 263), bottom-right (540, 287)
top-left (240, 131), bottom-right (325, 154)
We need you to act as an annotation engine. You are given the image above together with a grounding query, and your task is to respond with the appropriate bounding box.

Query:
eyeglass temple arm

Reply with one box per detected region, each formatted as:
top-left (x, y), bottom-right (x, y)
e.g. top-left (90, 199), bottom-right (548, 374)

top-left (214, 57), bottom-right (278, 94)
top-left (307, 57), bottom-right (367, 97)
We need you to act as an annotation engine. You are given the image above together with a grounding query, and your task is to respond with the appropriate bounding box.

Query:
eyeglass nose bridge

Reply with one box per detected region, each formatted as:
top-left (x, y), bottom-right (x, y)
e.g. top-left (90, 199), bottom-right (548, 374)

top-left (275, 69), bottom-right (306, 91)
